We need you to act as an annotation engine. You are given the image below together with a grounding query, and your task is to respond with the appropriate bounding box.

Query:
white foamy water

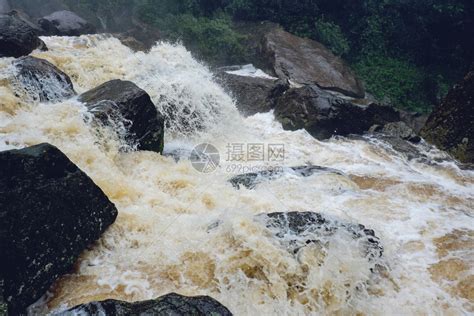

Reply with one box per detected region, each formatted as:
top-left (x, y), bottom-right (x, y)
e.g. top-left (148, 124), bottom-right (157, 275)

top-left (225, 64), bottom-right (278, 80)
top-left (0, 35), bottom-right (473, 315)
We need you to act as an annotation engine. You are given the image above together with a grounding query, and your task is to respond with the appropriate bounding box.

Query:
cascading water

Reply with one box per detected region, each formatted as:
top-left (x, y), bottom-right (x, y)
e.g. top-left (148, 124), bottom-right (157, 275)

top-left (0, 35), bottom-right (473, 315)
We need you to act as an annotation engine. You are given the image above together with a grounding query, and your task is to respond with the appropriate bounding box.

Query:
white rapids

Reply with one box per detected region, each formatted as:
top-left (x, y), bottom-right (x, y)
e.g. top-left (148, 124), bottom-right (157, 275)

top-left (0, 35), bottom-right (473, 315)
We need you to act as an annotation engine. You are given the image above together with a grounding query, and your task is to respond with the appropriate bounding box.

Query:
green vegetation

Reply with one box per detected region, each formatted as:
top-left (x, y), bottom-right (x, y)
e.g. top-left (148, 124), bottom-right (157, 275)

top-left (313, 18), bottom-right (350, 57)
top-left (58, 0), bottom-right (474, 112)
top-left (354, 56), bottom-right (428, 112)
top-left (141, 13), bottom-right (246, 64)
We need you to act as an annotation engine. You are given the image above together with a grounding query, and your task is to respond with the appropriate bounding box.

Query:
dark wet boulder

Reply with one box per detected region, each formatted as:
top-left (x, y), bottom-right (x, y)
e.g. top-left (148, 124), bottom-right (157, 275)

top-left (257, 212), bottom-right (383, 262)
top-left (217, 66), bottom-right (289, 117)
top-left (263, 26), bottom-right (365, 98)
top-left (384, 122), bottom-right (421, 143)
top-left (399, 110), bottom-right (429, 134)
top-left (57, 293), bottom-right (232, 316)
top-left (79, 79), bottom-right (165, 153)
top-left (274, 85), bottom-right (400, 140)
top-left (229, 165), bottom-right (344, 189)
top-left (114, 26), bottom-right (162, 52)
top-left (370, 122), bottom-right (421, 143)
top-left (0, 13), bottom-right (46, 58)
top-left (38, 10), bottom-right (96, 36)
top-left (13, 56), bottom-right (76, 102)
top-left (0, 143), bottom-right (118, 314)
top-left (421, 70), bottom-right (474, 163)
top-left (8, 10), bottom-right (42, 34)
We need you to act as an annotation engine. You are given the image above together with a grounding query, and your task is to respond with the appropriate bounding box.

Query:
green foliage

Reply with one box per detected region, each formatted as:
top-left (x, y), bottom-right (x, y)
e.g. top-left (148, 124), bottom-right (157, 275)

top-left (147, 13), bottom-right (246, 65)
top-left (354, 56), bottom-right (431, 112)
top-left (313, 18), bottom-right (349, 56)
top-left (74, 0), bottom-right (472, 112)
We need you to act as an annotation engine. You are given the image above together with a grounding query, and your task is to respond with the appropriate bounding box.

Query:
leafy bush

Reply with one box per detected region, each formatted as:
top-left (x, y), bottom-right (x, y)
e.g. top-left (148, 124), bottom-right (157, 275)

top-left (149, 13), bottom-right (246, 65)
top-left (354, 56), bottom-right (430, 112)
top-left (98, 0), bottom-right (469, 112)
top-left (314, 18), bottom-right (349, 56)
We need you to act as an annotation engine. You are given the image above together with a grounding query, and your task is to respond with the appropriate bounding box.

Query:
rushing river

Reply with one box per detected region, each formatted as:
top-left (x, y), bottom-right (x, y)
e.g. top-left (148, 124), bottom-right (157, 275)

top-left (0, 35), bottom-right (473, 315)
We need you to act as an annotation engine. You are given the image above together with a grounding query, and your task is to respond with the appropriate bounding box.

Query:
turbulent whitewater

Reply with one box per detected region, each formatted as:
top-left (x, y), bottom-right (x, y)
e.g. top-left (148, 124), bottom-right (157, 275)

top-left (0, 35), bottom-right (473, 315)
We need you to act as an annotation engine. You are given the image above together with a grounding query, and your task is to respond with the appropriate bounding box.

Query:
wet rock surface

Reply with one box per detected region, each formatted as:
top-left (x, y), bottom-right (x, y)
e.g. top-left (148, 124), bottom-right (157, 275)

top-left (79, 79), bottom-right (165, 153)
top-left (6, 10), bottom-right (42, 34)
top-left (258, 212), bottom-right (383, 261)
top-left (421, 70), bottom-right (474, 163)
top-left (263, 26), bottom-right (365, 98)
top-left (0, 143), bottom-right (118, 314)
top-left (399, 111), bottom-right (429, 134)
top-left (38, 10), bottom-right (96, 36)
top-left (274, 85), bottom-right (400, 140)
top-left (229, 165), bottom-right (345, 189)
top-left (370, 121), bottom-right (421, 143)
top-left (13, 56), bottom-right (76, 102)
top-left (57, 293), bottom-right (232, 316)
top-left (0, 12), bottom-right (46, 58)
top-left (217, 69), bottom-right (288, 116)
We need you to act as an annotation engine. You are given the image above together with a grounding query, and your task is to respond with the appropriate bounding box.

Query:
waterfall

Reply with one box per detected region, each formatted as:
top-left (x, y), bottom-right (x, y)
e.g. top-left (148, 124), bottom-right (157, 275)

top-left (0, 35), bottom-right (473, 315)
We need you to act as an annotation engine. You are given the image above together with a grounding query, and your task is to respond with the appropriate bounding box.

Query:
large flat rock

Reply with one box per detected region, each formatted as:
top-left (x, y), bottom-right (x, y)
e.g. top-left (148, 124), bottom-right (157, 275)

top-left (264, 27), bottom-right (365, 98)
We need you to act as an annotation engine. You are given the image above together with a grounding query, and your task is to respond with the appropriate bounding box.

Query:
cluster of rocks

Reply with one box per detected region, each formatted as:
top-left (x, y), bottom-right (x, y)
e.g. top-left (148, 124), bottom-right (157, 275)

top-left (1, 10), bottom-right (174, 314)
top-left (0, 4), bottom-right (471, 315)
top-left (10, 56), bottom-right (165, 153)
top-left (0, 9), bottom-right (95, 58)
top-left (258, 212), bottom-right (383, 263)
top-left (229, 165), bottom-right (344, 190)
top-left (0, 99), bottom-right (211, 315)
top-left (217, 23), bottom-right (473, 162)
top-left (230, 25), bottom-right (414, 138)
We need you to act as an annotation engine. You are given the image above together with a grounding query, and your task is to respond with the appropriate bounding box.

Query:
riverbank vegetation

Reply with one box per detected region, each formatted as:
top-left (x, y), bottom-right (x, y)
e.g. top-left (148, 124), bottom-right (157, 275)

top-left (66, 0), bottom-right (474, 112)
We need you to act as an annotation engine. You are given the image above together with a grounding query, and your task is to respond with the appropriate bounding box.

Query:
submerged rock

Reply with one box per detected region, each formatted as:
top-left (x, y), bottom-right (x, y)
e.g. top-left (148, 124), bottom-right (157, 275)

top-left (0, 143), bottom-right (118, 314)
top-left (263, 26), bottom-right (365, 98)
top-left (38, 10), bottom-right (96, 36)
top-left (13, 56), bottom-right (76, 102)
top-left (421, 70), bottom-right (474, 163)
top-left (79, 79), bottom-right (165, 153)
top-left (258, 212), bottom-right (383, 262)
top-left (0, 13), bottom-right (46, 58)
top-left (275, 85), bottom-right (400, 140)
top-left (58, 293), bottom-right (232, 316)
top-left (217, 67), bottom-right (289, 116)
top-left (229, 165), bottom-right (344, 189)
top-left (370, 121), bottom-right (421, 143)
